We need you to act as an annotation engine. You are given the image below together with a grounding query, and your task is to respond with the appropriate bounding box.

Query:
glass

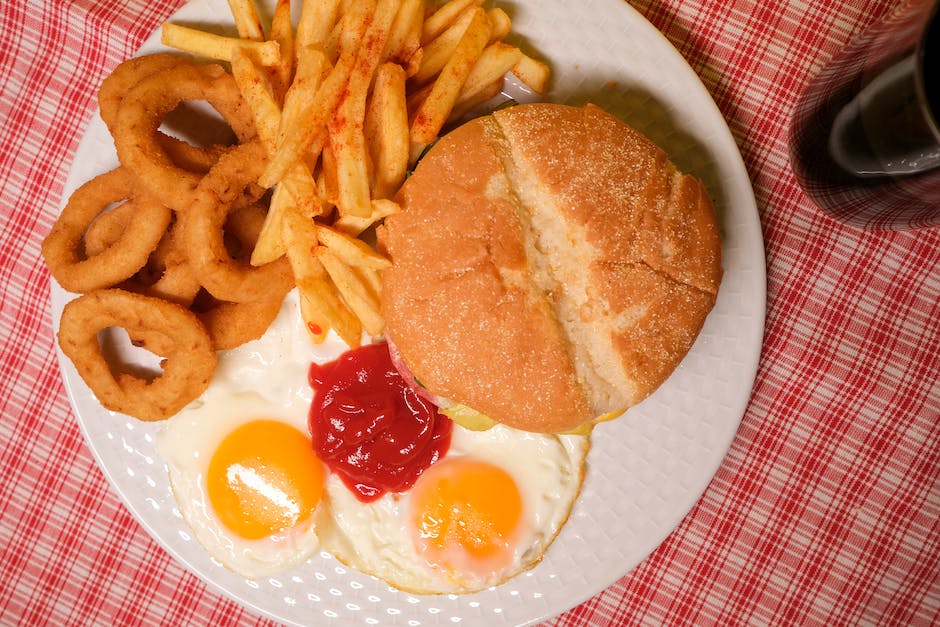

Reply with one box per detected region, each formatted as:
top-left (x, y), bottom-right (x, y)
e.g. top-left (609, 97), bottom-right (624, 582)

top-left (789, 0), bottom-right (940, 230)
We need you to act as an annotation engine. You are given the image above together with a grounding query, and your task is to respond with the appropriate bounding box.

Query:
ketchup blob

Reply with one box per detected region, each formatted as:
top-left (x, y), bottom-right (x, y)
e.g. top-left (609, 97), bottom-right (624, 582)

top-left (308, 342), bottom-right (452, 502)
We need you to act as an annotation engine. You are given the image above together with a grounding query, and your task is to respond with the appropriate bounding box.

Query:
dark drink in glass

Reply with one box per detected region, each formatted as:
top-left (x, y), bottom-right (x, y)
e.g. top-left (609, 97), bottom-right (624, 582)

top-left (789, 0), bottom-right (940, 230)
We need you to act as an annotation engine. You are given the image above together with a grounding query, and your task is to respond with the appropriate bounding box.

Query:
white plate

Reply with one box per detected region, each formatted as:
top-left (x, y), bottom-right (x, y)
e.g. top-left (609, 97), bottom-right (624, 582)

top-left (50, 0), bottom-right (765, 625)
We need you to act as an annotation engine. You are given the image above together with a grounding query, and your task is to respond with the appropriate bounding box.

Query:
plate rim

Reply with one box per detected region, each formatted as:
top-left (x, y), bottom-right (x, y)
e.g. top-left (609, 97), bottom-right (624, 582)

top-left (48, 0), bottom-right (767, 625)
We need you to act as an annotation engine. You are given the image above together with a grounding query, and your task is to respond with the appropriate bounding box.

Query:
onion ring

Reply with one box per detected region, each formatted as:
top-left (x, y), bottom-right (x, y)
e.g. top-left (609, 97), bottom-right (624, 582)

top-left (84, 194), bottom-right (287, 346)
top-left (83, 200), bottom-right (134, 258)
top-left (100, 54), bottom-right (232, 174)
top-left (98, 54), bottom-right (184, 134)
top-left (130, 220), bottom-right (202, 307)
top-left (156, 132), bottom-right (229, 174)
top-left (194, 294), bottom-right (282, 350)
top-left (57, 289), bottom-right (217, 422)
top-left (42, 167), bottom-right (172, 293)
top-left (112, 61), bottom-right (256, 211)
top-left (84, 206), bottom-right (202, 307)
top-left (190, 201), bottom-right (288, 349)
top-left (139, 221), bottom-right (203, 306)
top-left (180, 141), bottom-right (294, 303)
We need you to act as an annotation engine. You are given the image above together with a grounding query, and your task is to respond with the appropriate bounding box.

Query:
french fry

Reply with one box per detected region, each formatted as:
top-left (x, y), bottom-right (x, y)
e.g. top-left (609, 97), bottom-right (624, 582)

top-left (231, 46), bottom-right (320, 221)
top-left (356, 264), bottom-right (384, 301)
top-left (299, 273), bottom-right (363, 348)
top-left (324, 16), bottom-right (345, 63)
top-left (227, 0), bottom-right (265, 41)
top-left (281, 207), bottom-right (323, 286)
top-left (328, 118), bottom-right (373, 218)
top-left (299, 290), bottom-right (332, 343)
top-left (421, 0), bottom-right (483, 44)
top-left (281, 206), bottom-right (362, 347)
top-left (334, 198), bottom-right (401, 236)
top-left (281, 166), bottom-right (321, 213)
top-left (251, 183), bottom-right (292, 265)
top-left (405, 47), bottom-right (425, 79)
top-left (365, 62), bottom-right (409, 199)
top-left (318, 142), bottom-right (340, 206)
top-left (411, 6), bottom-right (475, 84)
top-left (447, 76), bottom-right (503, 122)
top-left (230, 46), bottom-right (282, 146)
top-left (161, 23), bottom-right (281, 66)
top-left (330, 0), bottom-right (400, 218)
top-left (261, 49), bottom-right (354, 188)
top-left (317, 224), bottom-right (391, 269)
top-left (383, 0), bottom-right (423, 65)
top-left (269, 0), bottom-right (295, 99)
top-left (297, 0), bottom-right (342, 49)
top-left (485, 8), bottom-right (511, 41)
top-left (456, 42), bottom-right (522, 106)
top-left (278, 44), bottom-right (331, 147)
top-left (308, 127), bottom-right (330, 161)
top-left (338, 0), bottom-right (376, 56)
top-left (316, 247), bottom-right (385, 336)
top-left (406, 82), bottom-right (433, 122)
top-left (410, 7), bottom-right (490, 161)
top-left (511, 53), bottom-right (551, 94)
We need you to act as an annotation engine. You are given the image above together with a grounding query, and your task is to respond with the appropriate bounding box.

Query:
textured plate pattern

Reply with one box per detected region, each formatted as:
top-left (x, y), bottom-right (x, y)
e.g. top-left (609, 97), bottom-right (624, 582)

top-left (49, 0), bottom-right (765, 625)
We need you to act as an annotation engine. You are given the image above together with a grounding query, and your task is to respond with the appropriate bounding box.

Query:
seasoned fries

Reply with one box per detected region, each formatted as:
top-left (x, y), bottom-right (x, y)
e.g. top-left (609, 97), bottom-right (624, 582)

top-left (384, 0), bottom-right (424, 71)
top-left (422, 0), bottom-right (484, 44)
top-left (317, 247), bottom-right (385, 336)
top-left (512, 53), bottom-right (551, 94)
top-left (485, 8), bottom-right (511, 40)
top-left (316, 225), bottom-right (391, 270)
top-left (329, 0), bottom-right (399, 218)
top-left (260, 50), bottom-right (354, 188)
top-left (297, 0), bottom-right (341, 49)
top-left (161, 23), bottom-right (281, 66)
top-left (227, 0), bottom-right (265, 41)
top-left (412, 6), bottom-right (477, 84)
top-left (268, 0), bottom-right (295, 98)
top-left (334, 198), bottom-right (401, 236)
top-left (230, 46), bottom-right (281, 146)
top-left (281, 206), bottom-right (363, 347)
top-left (160, 0), bottom-right (551, 343)
top-left (365, 63), bottom-right (409, 199)
top-left (410, 7), bottom-right (490, 160)
top-left (452, 41), bottom-right (522, 112)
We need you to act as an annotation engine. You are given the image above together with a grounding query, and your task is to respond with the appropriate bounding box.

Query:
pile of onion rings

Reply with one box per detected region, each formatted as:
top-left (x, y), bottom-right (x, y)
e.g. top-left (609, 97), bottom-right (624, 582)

top-left (45, 0), bottom-right (550, 424)
top-left (43, 54), bottom-right (290, 422)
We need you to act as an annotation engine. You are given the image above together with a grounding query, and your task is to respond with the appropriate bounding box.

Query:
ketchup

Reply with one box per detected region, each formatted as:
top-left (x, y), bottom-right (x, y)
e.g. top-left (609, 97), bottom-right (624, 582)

top-left (308, 342), bottom-right (452, 502)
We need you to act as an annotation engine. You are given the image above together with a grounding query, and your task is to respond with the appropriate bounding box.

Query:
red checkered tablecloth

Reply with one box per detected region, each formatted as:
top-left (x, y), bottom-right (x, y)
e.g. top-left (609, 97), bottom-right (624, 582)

top-left (2, 0), bottom-right (938, 625)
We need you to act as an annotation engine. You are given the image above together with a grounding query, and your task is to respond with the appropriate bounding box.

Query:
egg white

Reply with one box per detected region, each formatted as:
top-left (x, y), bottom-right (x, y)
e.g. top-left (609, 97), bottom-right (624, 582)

top-left (317, 423), bottom-right (590, 594)
top-left (156, 290), bottom-right (344, 578)
top-left (210, 288), bottom-right (350, 405)
top-left (157, 289), bottom-right (590, 588)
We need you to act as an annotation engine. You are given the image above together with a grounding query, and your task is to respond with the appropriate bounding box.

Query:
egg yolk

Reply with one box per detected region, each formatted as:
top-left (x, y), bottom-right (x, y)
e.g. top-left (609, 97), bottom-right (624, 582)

top-left (410, 458), bottom-right (523, 576)
top-left (208, 420), bottom-right (325, 540)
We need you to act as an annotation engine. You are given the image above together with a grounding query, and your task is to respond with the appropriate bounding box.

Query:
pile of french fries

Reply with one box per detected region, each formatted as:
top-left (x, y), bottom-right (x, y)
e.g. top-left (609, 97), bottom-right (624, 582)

top-left (160, 0), bottom-right (550, 347)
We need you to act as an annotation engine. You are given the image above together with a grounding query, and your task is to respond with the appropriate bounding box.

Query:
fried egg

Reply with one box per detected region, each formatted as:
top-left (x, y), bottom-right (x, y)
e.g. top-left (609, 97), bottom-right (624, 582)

top-left (156, 290), bottom-right (347, 578)
top-left (317, 422), bottom-right (590, 594)
top-left (157, 289), bottom-right (590, 589)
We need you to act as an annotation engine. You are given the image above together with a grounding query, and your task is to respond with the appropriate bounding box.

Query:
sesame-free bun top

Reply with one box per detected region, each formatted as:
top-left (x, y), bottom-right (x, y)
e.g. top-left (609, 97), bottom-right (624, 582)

top-left (380, 103), bottom-right (722, 434)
